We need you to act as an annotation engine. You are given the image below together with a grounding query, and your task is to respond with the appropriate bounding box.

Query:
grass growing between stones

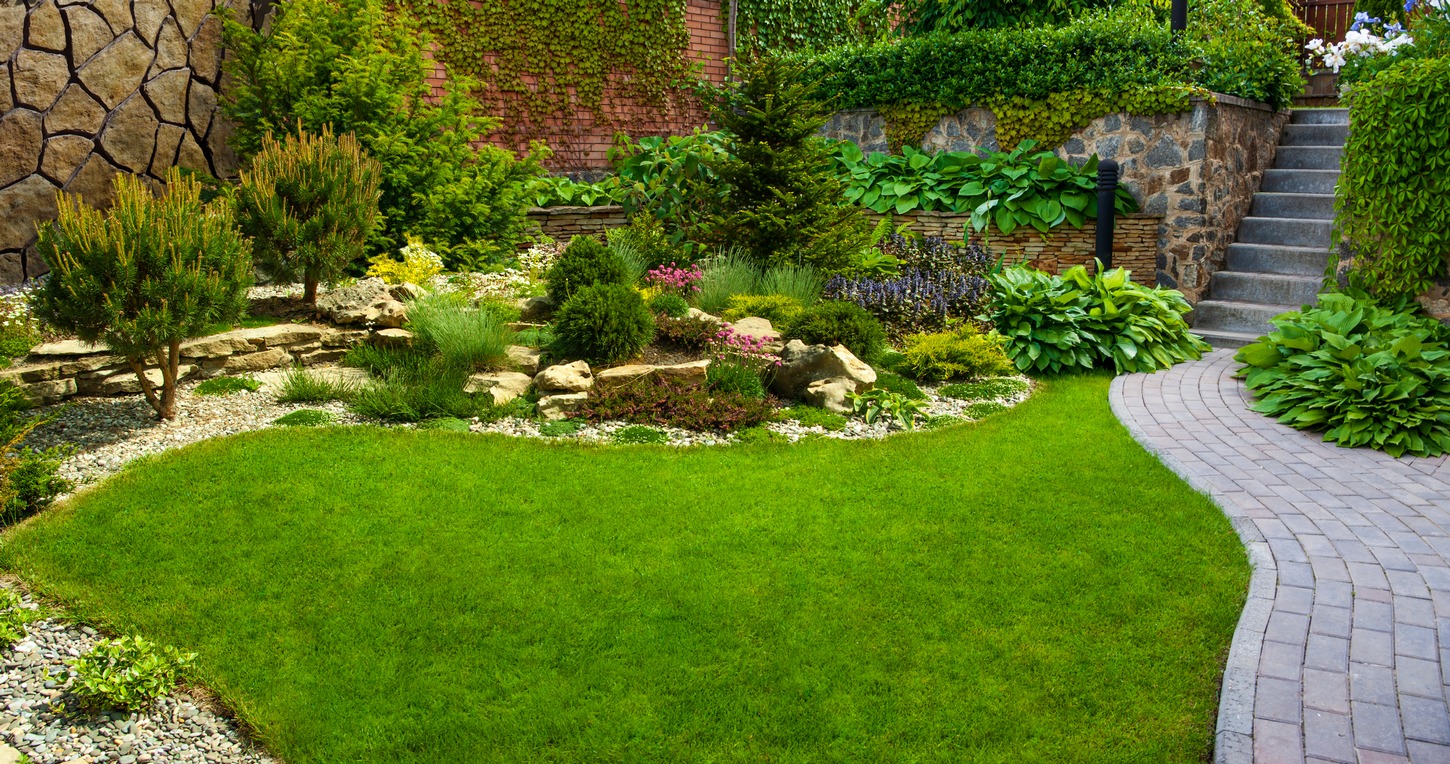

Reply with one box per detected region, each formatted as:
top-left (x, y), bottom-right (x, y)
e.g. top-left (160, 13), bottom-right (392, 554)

top-left (1, 375), bottom-right (1247, 764)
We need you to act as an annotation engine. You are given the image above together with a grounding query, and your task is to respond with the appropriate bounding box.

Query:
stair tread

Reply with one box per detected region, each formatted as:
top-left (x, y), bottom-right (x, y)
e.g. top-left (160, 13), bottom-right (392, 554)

top-left (1253, 192), bottom-right (1336, 199)
top-left (1215, 271), bottom-right (1320, 282)
top-left (1196, 298), bottom-right (1303, 310)
top-left (1228, 242), bottom-right (1331, 251)
top-left (1193, 328), bottom-right (1263, 341)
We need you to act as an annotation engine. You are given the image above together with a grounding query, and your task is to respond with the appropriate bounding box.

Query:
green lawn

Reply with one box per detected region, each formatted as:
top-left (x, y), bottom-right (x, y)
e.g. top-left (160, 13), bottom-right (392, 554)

top-left (1, 375), bottom-right (1247, 764)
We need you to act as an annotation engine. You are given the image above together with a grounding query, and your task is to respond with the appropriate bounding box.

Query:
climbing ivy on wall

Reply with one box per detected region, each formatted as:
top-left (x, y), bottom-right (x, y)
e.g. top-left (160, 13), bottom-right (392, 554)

top-left (401, 0), bottom-right (694, 135)
top-left (733, 0), bottom-right (891, 53)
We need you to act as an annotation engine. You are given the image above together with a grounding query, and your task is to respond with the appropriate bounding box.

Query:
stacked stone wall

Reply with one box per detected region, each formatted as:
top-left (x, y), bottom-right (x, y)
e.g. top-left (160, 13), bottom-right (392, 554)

top-left (819, 94), bottom-right (1289, 302)
top-left (0, 0), bottom-right (244, 282)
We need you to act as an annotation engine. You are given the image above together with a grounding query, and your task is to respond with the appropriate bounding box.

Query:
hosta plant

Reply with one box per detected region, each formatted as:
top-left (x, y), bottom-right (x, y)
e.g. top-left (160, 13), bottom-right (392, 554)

top-left (1235, 292), bottom-right (1450, 458)
top-left (846, 388), bottom-right (929, 430)
top-left (986, 263), bottom-right (1209, 374)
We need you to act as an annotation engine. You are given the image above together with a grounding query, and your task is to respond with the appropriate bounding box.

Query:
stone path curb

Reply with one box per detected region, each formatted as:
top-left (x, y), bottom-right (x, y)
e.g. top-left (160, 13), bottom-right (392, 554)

top-left (1110, 350), bottom-right (1450, 764)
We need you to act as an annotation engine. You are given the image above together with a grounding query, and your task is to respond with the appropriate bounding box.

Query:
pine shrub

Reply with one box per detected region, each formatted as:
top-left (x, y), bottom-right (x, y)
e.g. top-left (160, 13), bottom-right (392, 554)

top-left (33, 170), bottom-right (252, 420)
top-left (236, 127), bottom-right (381, 305)
top-left (551, 283), bottom-right (656, 364)
top-left (546, 237), bottom-right (631, 304)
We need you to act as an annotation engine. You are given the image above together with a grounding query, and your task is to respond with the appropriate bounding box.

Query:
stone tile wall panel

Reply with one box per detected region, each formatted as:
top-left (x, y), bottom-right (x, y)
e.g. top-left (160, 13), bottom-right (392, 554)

top-left (0, 0), bottom-right (251, 282)
top-left (820, 95), bottom-right (1289, 303)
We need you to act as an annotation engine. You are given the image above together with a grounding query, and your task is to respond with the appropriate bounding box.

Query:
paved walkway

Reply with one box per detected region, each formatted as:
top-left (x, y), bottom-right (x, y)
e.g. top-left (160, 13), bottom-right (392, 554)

top-left (1110, 350), bottom-right (1450, 764)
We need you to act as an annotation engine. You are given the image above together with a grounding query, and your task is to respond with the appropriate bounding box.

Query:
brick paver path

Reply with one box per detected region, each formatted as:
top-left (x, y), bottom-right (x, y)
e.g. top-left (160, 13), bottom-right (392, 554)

top-left (1110, 350), bottom-right (1450, 764)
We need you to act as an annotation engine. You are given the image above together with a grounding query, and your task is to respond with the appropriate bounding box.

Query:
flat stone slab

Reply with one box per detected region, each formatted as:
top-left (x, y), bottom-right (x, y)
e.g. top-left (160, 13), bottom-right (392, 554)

top-left (29, 338), bottom-right (107, 356)
top-left (1111, 350), bottom-right (1450, 764)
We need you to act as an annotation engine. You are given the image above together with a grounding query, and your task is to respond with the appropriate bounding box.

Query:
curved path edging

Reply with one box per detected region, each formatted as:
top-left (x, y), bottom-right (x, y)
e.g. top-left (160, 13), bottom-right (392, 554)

top-left (1110, 350), bottom-right (1450, 764)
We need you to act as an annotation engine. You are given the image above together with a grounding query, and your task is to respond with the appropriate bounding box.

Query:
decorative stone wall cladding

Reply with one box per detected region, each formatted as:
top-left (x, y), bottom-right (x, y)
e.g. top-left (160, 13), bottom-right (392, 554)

top-left (0, 0), bottom-right (247, 283)
top-left (820, 95), bottom-right (1289, 302)
top-left (0, 323), bottom-right (367, 404)
top-left (525, 204), bottom-right (628, 245)
top-left (870, 211), bottom-right (1161, 281)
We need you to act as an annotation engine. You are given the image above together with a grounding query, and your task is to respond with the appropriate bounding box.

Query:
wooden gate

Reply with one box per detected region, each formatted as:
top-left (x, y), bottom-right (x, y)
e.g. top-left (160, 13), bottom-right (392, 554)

top-left (1293, 0), bottom-right (1357, 44)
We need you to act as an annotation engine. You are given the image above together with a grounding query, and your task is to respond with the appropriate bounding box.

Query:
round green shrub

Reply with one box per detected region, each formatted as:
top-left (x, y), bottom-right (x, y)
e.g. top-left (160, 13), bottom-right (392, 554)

top-left (546, 236), bottom-right (630, 303)
top-left (551, 283), bottom-right (657, 364)
top-left (785, 301), bottom-right (886, 363)
top-left (649, 292), bottom-right (690, 318)
top-left (721, 294), bottom-right (804, 327)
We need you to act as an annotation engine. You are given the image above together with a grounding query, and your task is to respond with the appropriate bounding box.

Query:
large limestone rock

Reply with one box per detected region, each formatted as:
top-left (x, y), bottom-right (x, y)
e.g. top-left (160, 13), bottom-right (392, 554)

top-left (373, 300), bottom-right (407, 329)
top-left (12, 49), bottom-right (69, 110)
top-left (78, 32), bottom-right (155, 109)
top-left (0, 110), bottom-right (43, 188)
top-left (179, 332), bottom-right (255, 358)
top-left (595, 360), bottom-right (710, 387)
top-left (223, 348), bottom-right (291, 372)
top-left (802, 378), bottom-right (856, 414)
top-left (725, 316), bottom-right (781, 343)
top-left (771, 340), bottom-right (876, 401)
top-left (45, 85), bottom-right (107, 135)
top-left (41, 135), bottom-right (94, 185)
top-left (505, 345), bottom-right (543, 375)
top-left (100, 96), bottom-right (160, 173)
top-left (535, 360), bottom-right (592, 393)
top-left (463, 371), bottom-right (532, 405)
top-left (64, 154), bottom-right (120, 208)
top-left (315, 279), bottom-right (401, 326)
top-left (517, 295), bottom-right (552, 322)
top-left (0, 175), bottom-right (57, 251)
top-left (144, 67), bottom-right (190, 124)
top-left (687, 308), bottom-right (723, 325)
top-left (66, 5), bottom-right (115, 64)
top-left (373, 328), bottom-right (413, 348)
top-left (538, 392), bottom-right (588, 421)
top-left (30, 338), bottom-right (108, 357)
top-left (234, 323), bottom-right (325, 348)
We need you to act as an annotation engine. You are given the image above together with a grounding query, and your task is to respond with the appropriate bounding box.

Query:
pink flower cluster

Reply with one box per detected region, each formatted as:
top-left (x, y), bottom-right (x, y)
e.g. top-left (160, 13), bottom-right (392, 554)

top-left (645, 263), bottom-right (703, 294)
top-left (712, 326), bottom-right (783, 369)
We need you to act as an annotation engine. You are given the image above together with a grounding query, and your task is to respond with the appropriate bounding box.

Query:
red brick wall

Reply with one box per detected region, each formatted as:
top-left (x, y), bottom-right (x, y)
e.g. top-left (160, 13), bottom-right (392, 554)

top-left (425, 0), bottom-right (728, 173)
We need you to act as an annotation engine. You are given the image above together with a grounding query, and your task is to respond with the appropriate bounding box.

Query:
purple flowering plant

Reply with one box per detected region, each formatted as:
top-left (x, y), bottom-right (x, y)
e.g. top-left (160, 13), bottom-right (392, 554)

top-left (644, 263), bottom-right (703, 295)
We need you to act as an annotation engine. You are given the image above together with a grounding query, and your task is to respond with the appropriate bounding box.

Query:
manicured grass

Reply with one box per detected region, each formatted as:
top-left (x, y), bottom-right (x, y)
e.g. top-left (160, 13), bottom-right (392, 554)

top-left (1, 375), bottom-right (1246, 764)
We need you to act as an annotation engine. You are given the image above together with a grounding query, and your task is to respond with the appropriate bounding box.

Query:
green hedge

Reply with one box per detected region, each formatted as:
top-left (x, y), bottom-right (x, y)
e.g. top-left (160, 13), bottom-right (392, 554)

top-left (1336, 56), bottom-right (1450, 298)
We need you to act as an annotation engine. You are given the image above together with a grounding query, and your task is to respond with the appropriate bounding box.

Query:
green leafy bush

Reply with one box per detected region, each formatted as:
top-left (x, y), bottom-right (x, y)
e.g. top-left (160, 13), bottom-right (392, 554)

top-left (835, 141), bottom-right (1137, 233)
top-left (580, 377), bottom-right (775, 432)
top-left (611, 425), bottom-right (670, 445)
top-left (546, 237), bottom-right (631, 304)
top-left (33, 170), bottom-right (251, 420)
top-left (939, 377), bottom-right (1030, 400)
top-left (775, 405), bottom-right (848, 431)
top-left (987, 264), bottom-right (1209, 374)
top-left (236, 128), bottom-right (381, 305)
top-left (274, 409), bottom-right (337, 426)
top-left (648, 293), bottom-right (690, 318)
top-left (899, 327), bottom-right (1014, 382)
top-left (610, 131), bottom-right (732, 257)
top-left (276, 367), bottom-right (359, 404)
top-left (0, 383), bottom-right (70, 526)
top-left (785, 301), bottom-right (887, 363)
top-left (1335, 56), bottom-right (1450, 298)
top-left (195, 377), bottom-right (262, 396)
top-left (529, 175), bottom-right (623, 207)
top-left (705, 56), bottom-right (871, 272)
top-left (61, 635), bottom-right (195, 711)
top-left (222, 0), bottom-right (543, 268)
top-left (1235, 292), bottom-right (1450, 457)
top-left (405, 294), bottom-right (511, 371)
top-left (900, 0), bottom-right (1112, 32)
top-left (551, 284), bottom-right (656, 364)
top-left (846, 388), bottom-right (929, 430)
top-left (0, 589), bottom-right (27, 647)
top-left (721, 295), bottom-right (804, 326)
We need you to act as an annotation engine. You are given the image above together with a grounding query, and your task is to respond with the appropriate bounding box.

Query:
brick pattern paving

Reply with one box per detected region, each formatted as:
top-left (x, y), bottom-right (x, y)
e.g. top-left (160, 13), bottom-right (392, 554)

top-left (1110, 350), bottom-right (1450, 764)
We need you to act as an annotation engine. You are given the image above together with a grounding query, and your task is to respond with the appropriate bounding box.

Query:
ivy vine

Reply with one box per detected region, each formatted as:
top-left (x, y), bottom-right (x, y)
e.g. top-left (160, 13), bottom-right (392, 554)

top-left (879, 102), bottom-right (956, 153)
top-left (732, 0), bottom-right (889, 53)
top-left (402, 0), bottom-right (695, 161)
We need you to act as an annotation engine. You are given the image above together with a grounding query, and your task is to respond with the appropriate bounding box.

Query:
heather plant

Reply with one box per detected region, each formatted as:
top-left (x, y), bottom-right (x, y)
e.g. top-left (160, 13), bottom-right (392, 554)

top-left (546, 237), bottom-right (631, 303)
top-left (579, 376), bottom-right (775, 432)
top-left (551, 283), bottom-right (656, 363)
top-left (785, 301), bottom-right (887, 362)
top-left (33, 170), bottom-right (251, 420)
top-left (236, 127), bottom-right (381, 305)
top-left (654, 314), bottom-right (719, 351)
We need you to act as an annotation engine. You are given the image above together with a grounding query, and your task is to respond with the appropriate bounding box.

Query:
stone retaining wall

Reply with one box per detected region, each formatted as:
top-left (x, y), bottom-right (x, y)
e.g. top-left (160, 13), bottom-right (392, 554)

top-left (820, 94), bottom-right (1290, 302)
top-left (0, 323), bottom-right (368, 404)
top-left (525, 205), bottom-right (628, 246)
top-left (0, 0), bottom-right (247, 283)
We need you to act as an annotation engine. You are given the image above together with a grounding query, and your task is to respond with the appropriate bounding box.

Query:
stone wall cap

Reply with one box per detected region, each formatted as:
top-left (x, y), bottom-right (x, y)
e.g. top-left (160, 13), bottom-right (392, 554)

top-left (29, 339), bottom-right (108, 356)
top-left (1192, 92), bottom-right (1282, 113)
top-left (528, 205), bottom-right (626, 215)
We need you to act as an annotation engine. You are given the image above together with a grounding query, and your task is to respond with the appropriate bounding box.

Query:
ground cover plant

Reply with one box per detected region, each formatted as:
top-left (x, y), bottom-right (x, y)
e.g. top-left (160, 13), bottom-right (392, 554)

top-left (195, 377), bottom-right (263, 397)
top-left (1235, 291), bottom-right (1450, 457)
top-left (1, 375), bottom-right (1247, 763)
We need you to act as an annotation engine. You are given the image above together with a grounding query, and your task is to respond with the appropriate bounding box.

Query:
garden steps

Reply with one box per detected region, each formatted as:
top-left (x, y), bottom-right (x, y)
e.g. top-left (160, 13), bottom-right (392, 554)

top-left (1191, 108), bottom-right (1347, 348)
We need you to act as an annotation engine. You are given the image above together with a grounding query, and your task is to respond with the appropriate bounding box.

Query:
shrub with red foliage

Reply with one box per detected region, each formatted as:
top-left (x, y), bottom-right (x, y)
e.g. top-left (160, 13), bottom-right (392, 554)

top-left (579, 375), bottom-right (777, 432)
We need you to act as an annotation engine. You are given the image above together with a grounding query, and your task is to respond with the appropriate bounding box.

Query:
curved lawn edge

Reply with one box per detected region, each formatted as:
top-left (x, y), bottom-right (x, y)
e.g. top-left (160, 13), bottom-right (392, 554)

top-left (3, 375), bottom-right (1250, 764)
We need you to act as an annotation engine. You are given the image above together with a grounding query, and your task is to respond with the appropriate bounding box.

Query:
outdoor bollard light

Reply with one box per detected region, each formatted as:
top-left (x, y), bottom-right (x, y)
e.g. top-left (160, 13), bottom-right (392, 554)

top-left (1095, 158), bottom-right (1119, 269)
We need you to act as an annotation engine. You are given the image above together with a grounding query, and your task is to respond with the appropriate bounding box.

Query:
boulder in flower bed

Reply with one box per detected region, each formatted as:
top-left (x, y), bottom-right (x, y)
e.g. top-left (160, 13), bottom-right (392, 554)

top-left (803, 377), bottom-right (857, 414)
top-left (506, 345), bottom-right (544, 375)
top-left (535, 360), bottom-right (593, 393)
top-left (464, 371), bottom-right (533, 405)
top-left (771, 340), bottom-right (876, 403)
top-left (595, 360), bottom-right (710, 387)
top-left (538, 391), bottom-right (589, 421)
top-left (315, 278), bottom-right (408, 327)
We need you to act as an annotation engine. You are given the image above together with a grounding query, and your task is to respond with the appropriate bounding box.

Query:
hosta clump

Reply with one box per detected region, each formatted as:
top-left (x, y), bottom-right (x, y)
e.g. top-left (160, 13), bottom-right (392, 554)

top-left (987, 264), bottom-right (1209, 374)
top-left (824, 268), bottom-right (991, 339)
top-left (1235, 292), bottom-right (1450, 457)
top-left (60, 635), bottom-right (196, 711)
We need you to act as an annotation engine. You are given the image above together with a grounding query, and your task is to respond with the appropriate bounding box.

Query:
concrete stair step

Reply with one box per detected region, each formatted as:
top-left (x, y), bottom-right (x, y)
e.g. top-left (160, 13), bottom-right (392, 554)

top-left (1193, 328), bottom-right (1264, 350)
top-left (1280, 123), bottom-right (1350, 146)
top-left (1192, 299), bottom-right (1303, 335)
top-left (1275, 146), bottom-right (1343, 171)
top-left (1236, 216), bottom-right (1334, 248)
top-left (1225, 242), bottom-right (1331, 277)
top-left (1290, 108), bottom-right (1349, 125)
top-left (1250, 192), bottom-right (1335, 220)
top-left (1210, 271), bottom-right (1323, 305)
top-left (1261, 169), bottom-right (1339, 195)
